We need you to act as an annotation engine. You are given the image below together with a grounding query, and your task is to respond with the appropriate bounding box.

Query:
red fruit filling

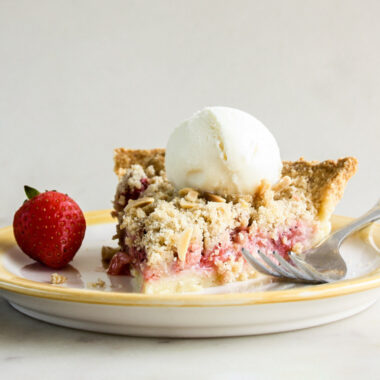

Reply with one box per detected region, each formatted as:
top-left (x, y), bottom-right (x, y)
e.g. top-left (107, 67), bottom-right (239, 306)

top-left (107, 252), bottom-right (131, 275)
top-left (114, 221), bottom-right (315, 283)
top-left (107, 246), bottom-right (147, 276)
top-left (124, 178), bottom-right (149, 203)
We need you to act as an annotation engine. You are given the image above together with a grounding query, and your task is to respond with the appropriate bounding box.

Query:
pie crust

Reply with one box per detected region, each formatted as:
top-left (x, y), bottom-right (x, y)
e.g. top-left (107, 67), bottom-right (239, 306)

top-left (109, 148), bottom-right (357, 294)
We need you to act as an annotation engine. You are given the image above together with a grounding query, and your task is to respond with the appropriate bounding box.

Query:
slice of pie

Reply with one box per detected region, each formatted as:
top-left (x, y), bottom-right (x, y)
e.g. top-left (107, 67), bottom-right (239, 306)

top-left (107, 148), bottom-right (357, 294)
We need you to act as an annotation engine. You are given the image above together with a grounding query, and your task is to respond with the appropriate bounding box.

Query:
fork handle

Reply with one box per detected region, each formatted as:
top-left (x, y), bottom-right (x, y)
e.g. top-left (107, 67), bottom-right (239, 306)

top-left (331, 199), bottom-right (380, 244)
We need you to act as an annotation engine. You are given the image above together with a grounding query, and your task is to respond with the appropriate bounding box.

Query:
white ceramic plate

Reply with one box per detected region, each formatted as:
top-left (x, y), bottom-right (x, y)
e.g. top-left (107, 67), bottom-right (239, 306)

top-left (1, 210), bottom-right (380, 338)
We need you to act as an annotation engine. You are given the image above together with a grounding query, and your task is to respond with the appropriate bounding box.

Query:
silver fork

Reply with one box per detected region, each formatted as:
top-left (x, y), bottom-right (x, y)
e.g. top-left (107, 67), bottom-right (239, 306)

top-left (242, 199), bottom-right (380, 284)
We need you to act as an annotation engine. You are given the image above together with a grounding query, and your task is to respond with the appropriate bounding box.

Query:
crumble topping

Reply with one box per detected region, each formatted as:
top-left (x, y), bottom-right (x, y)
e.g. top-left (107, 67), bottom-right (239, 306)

top-left (282, 157), bottom-right (358, 219)
top-left (111, 148), bottom-right (357, 291)
top-left (115, 164), bottom-right (148, 208)
top-left (115, 164), bottom-right (322, 273)
top-left (88, 278), bottom-right (106, 289)
top-left (50, 273), bottom-right (67, 285)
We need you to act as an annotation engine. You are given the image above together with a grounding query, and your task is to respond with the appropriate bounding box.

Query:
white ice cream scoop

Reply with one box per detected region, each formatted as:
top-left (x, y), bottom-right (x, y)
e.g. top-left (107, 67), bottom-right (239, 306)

top-left (165, 106), bottom-right (282, 195)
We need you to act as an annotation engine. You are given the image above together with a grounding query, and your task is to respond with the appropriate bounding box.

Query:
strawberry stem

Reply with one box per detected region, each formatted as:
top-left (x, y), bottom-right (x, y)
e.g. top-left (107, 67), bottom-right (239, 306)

top-left (24, 185), bottom-right (40, 200)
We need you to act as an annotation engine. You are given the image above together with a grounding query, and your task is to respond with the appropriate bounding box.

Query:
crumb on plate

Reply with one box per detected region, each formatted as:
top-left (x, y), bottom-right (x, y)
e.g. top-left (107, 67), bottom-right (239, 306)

top-left (50, 273), bottom-right (67, 285)
top-left (87, 278), bottom-right (106, 289)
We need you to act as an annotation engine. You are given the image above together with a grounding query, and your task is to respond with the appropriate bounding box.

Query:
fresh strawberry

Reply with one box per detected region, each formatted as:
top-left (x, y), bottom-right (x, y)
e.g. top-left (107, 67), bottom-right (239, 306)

top-left (13, 186), bottom-right (86, 269)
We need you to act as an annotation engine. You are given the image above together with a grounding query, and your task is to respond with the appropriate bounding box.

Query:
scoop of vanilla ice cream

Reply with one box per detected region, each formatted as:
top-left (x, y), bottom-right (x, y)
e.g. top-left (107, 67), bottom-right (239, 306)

top-left (165, 107), bottom-right (282, 195)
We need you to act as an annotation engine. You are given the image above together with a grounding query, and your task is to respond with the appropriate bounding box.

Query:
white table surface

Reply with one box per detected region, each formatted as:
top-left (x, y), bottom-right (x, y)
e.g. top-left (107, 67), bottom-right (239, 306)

top-left (1, 296), bottom-right (379, 380)
top-left (1, 1), bottom-right (380, 379)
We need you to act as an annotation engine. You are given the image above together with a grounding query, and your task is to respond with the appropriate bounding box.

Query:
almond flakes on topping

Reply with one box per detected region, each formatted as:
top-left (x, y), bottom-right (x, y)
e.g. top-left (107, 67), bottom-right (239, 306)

top-left (125, 197), bottom-right (154, 211)
top-left (178, 187), bottom-right (195, 196)
top-left (205, 192), bottom-right (226, 203)
top-left (185, 189), bottom-right (199, 202)
top-left (176, 227), bottom-right (193, 262)
top-left (136, 207), bottom-right (146, 218)
top-left (179, 198), bottom-right (198, 209)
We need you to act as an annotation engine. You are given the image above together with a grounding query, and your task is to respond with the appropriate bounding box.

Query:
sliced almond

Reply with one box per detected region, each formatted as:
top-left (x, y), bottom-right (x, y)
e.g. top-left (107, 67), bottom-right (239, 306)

top-left (185, 189), bottom-right (199, 202)
top-left (178, 187), bottom-right (196, 196)
top-left (179, 198), bottom-right (198, 209)
top-left (136, 207), bottom-right (146, 218)
top-left (205, 192), bottom-right (226, 203)
top-left (125, 197), bottom-right (154, 211)
top-left (176, 227), bottom-right (193, 262)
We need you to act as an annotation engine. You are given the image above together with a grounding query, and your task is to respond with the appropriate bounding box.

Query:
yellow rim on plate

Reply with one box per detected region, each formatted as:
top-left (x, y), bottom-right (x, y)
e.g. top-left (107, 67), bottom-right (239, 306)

top-left (0, 210), bottom-right (380, 307)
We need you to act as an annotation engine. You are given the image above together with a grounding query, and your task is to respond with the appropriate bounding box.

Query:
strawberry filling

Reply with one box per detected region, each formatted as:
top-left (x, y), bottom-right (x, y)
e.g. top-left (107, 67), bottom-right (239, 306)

top-left (243, 221), bottom-right (315, 260)
top-left (110, 220), bottom-right (316, 282)
top-left (107, 252), bottom-right (131, 275)
top-left (123, 177), bottom-right (149, 204)
top-left (107, 246), bottom-right (147, 276)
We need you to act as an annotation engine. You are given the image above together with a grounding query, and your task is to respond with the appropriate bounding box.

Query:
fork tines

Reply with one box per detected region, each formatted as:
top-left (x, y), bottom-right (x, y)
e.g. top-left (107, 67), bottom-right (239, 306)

top-left (241, 248), bottom-right (324, 283)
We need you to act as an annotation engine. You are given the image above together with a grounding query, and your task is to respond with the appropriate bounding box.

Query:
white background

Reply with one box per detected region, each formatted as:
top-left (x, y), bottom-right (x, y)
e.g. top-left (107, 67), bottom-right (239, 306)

top-left (1, 2), bottom-right (380, 379)
top-left (1, 0), bottom-right (379, 225)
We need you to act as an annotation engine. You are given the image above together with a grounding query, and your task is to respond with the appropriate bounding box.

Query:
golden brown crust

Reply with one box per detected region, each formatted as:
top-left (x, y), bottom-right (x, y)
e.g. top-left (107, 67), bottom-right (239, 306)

top-left (112, 149), bottom-right (358, 293)
top-left (114, 148), bottom-right (358, 220)
top-left (114, 148), bottom-right (165, 178)
top-left (282, 157), bottom-right (358, 219)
